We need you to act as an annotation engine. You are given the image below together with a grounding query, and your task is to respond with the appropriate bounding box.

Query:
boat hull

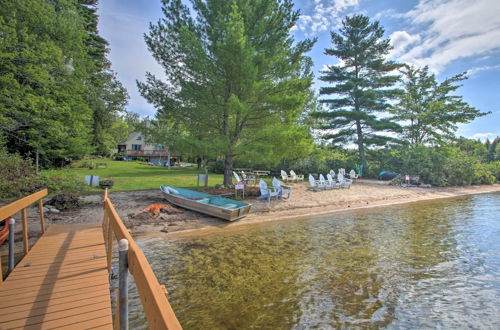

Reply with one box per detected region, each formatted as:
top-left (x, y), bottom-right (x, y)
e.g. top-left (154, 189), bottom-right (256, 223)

top-left (161, 186), bottom-right (251, 221)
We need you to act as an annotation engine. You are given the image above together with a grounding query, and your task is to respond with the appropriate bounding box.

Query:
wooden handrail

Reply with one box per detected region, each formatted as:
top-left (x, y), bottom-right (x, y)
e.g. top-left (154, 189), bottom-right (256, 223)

top-left (103, 190), bottom-right (182, 330)
top-left (0, 189), bottom-right (48, 283)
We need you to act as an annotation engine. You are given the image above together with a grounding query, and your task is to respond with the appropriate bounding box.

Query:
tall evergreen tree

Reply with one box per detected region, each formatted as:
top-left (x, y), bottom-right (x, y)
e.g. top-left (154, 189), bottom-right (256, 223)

top-left (392, 65), bottom-right (487, 146)
top-left (77, 0), bottom-right (129, 156)
top-left (316, 15), bottom-right (402, 170)
top-left (138, 0), bottom-right (315, 184)
top-left (0, 0), bottom-right (94, 165)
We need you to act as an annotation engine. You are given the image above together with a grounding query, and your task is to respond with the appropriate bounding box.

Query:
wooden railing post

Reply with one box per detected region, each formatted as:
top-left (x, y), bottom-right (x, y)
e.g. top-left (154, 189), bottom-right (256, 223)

top-left (106, 211), bottom-right (113, 274)
top-left (38, 199), bottom-right (45, 234)
top-left (117, 239), bottom-right (129, 330)
top-left (8, 218), bottom-right (15, 275)
top-left (21, 208), bottom-right (29, 255)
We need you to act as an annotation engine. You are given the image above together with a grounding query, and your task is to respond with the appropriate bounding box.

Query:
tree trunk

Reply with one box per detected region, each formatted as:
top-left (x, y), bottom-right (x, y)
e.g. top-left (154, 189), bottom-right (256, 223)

top-left (223, 154), bottom-right (234, 186)
top-left (356, 120), bottom-right (366, 170)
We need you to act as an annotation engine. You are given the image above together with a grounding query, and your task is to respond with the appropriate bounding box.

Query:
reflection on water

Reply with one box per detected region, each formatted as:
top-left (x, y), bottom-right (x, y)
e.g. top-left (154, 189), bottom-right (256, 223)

top-left (132, 193), bottom-right (500, 329)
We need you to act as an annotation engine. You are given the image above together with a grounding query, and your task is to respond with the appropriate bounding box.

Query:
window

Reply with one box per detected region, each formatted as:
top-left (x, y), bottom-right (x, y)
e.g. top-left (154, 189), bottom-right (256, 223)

top-left (136, 136), bottom-right (142, 140)
top-left (131, 144), bottom-right (142, 151)
top-left (155, 145), bottom-right (163, 150)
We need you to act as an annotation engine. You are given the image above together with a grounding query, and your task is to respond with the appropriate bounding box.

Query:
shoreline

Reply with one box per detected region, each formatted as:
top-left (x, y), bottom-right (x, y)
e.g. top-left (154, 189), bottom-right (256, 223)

top-left (13, 181), bottom-right (499, 241)
top-left (138, 182), bottom-right (500, 238)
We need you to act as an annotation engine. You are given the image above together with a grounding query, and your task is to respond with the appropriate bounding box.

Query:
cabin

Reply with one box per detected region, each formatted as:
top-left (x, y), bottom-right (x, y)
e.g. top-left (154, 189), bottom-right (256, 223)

top-left (117, 131), bottom-right (169, 165)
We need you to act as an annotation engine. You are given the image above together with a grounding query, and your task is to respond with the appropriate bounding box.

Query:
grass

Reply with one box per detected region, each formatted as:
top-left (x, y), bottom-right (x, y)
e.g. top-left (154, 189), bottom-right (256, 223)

top-left (42, 159), bottom-right (225, 192)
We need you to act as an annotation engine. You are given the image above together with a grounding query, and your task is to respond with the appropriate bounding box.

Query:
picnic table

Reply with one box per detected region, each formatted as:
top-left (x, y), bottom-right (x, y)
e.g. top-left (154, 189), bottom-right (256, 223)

top-left (253, 170), bottom-right (270, 177)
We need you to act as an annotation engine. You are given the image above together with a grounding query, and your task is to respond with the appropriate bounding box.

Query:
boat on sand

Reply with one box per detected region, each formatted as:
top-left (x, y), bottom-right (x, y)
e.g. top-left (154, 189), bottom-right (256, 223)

top-left (160, 186), bottom-right (251, 221)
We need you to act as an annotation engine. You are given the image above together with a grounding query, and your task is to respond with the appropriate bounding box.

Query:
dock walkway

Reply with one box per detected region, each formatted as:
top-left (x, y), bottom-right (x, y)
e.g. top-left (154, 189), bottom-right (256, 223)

top-left (0, 224), bottom-right (112, 329)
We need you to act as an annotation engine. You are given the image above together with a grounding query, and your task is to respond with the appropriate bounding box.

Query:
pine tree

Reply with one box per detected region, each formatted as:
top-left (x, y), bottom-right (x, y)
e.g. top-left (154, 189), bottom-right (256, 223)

top-left (392, 65), bottom-right (487, 146)
top-left (138, 0), bottom-right (315, 184)
top-left (316, 15), bottom-right (402, 170)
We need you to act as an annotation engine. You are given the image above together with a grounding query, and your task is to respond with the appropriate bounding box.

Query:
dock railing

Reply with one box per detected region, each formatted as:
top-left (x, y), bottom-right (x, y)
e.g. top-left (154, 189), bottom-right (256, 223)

top-left (102, 189), bottom-right (182, 330)
top-left (0, 189), bottom-right (47, 282)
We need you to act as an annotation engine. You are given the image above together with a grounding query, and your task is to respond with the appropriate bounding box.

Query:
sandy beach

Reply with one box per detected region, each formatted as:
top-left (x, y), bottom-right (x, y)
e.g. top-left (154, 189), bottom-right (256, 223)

top-left (11, 180), bottom-right (499, 241)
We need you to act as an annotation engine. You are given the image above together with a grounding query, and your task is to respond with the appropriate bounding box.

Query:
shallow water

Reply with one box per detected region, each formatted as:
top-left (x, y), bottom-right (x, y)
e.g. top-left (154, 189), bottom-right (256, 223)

top-left (129, 193), bottom-right (500, 329)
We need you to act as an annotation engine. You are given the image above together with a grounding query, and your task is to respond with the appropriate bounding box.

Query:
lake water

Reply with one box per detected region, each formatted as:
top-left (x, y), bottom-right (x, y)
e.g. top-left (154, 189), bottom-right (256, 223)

top-left (128, 193), bottom-right (500, 329)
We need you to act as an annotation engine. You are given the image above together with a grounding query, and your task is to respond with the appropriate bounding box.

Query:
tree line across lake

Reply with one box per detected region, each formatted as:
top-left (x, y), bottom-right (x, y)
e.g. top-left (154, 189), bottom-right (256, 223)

top-left (1, 0), bottom-right (498, 195)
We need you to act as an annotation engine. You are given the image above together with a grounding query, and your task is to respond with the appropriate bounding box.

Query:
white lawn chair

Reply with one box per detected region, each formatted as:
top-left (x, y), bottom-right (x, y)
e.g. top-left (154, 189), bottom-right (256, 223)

top-left (241, 171), bottom-right (256, 185)
top-left (329, 169), bottom-right (336, 180)
top-left (258, 179), bottom-right (280, 202)
top-left (308, 174), bottom-right (324, 191)
top-left (319, 174), bottom-right (334, 189)
top-left (272, 177), bottom-right (292, 199)
top-left (337, 172), bottom-right (352, 188)
top-left (349, 169), bottom-right (358, 181)
top-left (280, 170), bottom-right (293, 182)
top-left (327, 173), bottom-right (340, 189)
top-left (289, 170), bottom-right (304, 182)
top-left (233, 171), bottom-right (244, 184)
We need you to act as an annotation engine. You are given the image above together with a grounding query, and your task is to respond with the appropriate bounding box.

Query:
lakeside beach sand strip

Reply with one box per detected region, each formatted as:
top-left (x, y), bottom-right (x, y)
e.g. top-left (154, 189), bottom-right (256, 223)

top-left (7, 181), bottom-right (500, 239)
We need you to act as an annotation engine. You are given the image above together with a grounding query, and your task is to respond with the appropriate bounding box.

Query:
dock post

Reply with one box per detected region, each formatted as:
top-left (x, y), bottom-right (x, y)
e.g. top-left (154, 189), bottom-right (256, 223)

top-left (8, 218), bottom-right (15, 275)
top-left (118, 238), bottom-right (129, 330)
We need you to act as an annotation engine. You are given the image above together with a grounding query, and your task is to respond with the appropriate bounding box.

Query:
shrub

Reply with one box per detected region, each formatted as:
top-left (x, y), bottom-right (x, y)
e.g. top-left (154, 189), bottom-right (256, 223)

top-left (0, 151), bottom-right (87, 200)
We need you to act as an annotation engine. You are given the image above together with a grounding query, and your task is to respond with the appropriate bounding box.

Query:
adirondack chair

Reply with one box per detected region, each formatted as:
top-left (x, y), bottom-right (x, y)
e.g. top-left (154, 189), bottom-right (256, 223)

top-left (233, 171), bottom-right (244, 184)
top-left (329, 169), bottom-right (336, 180)
top-left (319, 174), bottom-right (334, 189)
top-left (289, 170), bottom-right (304, 182)
top-left (308, 174), bottom-right (324, 191)
top-left (258, 179), bottom-right (280, 202)
top-left (337, 172), bottom-right (352, 188)
top-left (272, 177), bottom-right (292, 199)
top-left (327, 173), bottom-right (340, 189)
top-left (349, 169), bottom-right (358, 181)
top-left (280, 170), bottom-right (293, 182)
top-left (241, 171), bottom-right (256, 185)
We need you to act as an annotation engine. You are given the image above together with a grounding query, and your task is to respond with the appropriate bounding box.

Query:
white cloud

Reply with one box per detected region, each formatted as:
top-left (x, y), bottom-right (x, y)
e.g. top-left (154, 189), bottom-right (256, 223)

top-left (295, 0), bottom-right (359, 36)
top-left (397, 0), bottom-right (500, 73)
top-left (470, 132), bottom-right (499, 141)
top-left (467, 64), bottom-right (500, 78)
top-left (389, 30), bottom-right (421, 57)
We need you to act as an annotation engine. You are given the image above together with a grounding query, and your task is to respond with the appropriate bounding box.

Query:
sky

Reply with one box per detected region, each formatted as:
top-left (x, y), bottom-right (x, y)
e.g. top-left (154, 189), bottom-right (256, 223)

top-left (97, 0), bottom-right (500, 141)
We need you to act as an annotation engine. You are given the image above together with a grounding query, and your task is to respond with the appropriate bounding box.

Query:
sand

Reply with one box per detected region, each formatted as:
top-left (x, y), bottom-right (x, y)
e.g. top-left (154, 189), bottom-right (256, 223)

top-left (9, 180), bottom-right (499, 241)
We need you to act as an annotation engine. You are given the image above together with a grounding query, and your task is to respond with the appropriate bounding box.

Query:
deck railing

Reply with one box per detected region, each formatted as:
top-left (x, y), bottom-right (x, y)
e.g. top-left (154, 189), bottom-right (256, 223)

top-left (0, 189), bottom-right (47, 283)
top-left (102, 189), bottom-right (182, 330)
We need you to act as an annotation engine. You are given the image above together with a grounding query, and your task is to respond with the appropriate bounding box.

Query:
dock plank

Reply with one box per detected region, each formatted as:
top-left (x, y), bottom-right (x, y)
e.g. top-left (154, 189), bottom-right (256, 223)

top-left (0, 224), bottom-right (113, 329)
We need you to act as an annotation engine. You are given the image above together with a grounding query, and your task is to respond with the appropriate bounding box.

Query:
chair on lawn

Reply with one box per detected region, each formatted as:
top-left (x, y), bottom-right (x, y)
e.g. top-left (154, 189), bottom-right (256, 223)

top-left (272, 177), bottom-right (292, 199)
top-left (241, 171), bottom-right (256, 185)
top-left (327, 173), bottom-right (340, 189)
top-left (258, 179), bottom-right (280, 202)
top-left (308, 174), bottom-right (324, 191)
top-left (280, 170), bottom-right (293, 182)
top-left (233, 171), bottom-right (245, 185)
top-left (289, 170), bottom-right (304, 182)
top-left (329, 169), bottom-right (336, 180)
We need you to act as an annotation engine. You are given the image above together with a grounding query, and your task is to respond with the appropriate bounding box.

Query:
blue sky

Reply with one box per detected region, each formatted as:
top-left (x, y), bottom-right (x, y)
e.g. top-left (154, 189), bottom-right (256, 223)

top-left (98, 0), bottom-right (500, 141)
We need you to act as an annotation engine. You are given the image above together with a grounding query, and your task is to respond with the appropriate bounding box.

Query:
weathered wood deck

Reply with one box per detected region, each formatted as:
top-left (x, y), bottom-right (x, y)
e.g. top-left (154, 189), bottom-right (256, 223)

top-left (0, 224), bottom-right (112, 329)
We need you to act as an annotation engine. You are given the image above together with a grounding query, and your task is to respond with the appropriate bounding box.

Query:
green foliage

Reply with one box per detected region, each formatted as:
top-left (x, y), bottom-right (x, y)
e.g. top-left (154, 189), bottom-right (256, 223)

top-left (383, 145), bottom-right (498, 186)
top-left (138, 0), bottom-right (315, 185)
top-left (0, 151), bottom-right (86, 200)
top-left (316, 15), bottom-right (402, 168)
top-left (0, 0), bottom-right (128, 165)
top-left (392, 65), bottom-right (488, 145)
top-left (288, 146), bottom-right (356, 175)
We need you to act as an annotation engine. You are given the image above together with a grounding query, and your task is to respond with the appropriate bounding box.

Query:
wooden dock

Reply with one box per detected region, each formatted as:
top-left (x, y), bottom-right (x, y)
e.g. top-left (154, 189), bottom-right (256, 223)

top-left (0, 189), bottom-right (181, 329)
top-left (0, 224), bottom-right (113, 329)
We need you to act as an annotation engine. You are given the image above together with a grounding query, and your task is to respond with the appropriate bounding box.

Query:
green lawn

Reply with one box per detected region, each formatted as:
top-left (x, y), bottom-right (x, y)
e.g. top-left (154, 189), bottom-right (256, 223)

top-left (43, 159), bottom-right (224, 191)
